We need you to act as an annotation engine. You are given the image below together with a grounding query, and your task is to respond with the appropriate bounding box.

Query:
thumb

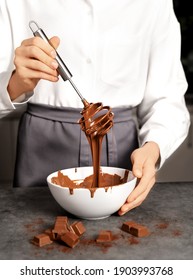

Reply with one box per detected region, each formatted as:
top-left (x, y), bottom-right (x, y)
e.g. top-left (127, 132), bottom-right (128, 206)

top-left (132, 163), bottom-right (143, 178)
top-left (49, 36), bottom-right (60, 50)
top-left (131, 149), bottom-right (143, 178)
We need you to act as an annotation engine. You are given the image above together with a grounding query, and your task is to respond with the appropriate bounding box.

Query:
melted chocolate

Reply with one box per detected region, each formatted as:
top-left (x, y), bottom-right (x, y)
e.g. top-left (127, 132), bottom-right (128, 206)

top-left (79, 102), bottom-right (114, 188)
top-left (51, 170), bottom-right (129, 197)
top-left (51, 101), bottom-right (129, 196)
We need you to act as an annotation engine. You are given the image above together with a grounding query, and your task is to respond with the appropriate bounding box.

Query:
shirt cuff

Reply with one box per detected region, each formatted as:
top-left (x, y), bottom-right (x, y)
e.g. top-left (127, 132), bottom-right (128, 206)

top-left (12, 91), bottom-right (34, 107)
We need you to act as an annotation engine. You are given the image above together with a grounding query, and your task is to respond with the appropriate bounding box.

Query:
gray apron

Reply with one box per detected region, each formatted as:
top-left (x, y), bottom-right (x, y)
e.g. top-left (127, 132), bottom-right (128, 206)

top-left (13, 103), bottom-right (139, 187)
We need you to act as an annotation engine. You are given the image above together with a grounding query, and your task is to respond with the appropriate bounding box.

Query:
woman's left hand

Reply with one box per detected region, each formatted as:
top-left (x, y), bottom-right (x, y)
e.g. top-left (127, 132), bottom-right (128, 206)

top-left (118, 141), bottom-right (160, 215)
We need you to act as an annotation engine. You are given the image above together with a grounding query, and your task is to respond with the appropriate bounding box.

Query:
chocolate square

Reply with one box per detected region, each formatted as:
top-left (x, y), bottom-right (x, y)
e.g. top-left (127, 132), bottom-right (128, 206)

top-left (60, 232), bottom-right (79, 248)
top-left (70, 221), bottom-right (86, 236)
top-left (130, 224), bottom-right (150, 237)
top-left (31, 233), bottom-right (53, 247)
top-left (96, 230), bottom-right (113, 243)
top-left (44, 228), bottom-right (56, 240)
top-left (52, 216), bottom-right (69, 236)
top-left (121, 221), bottom-right (137, 233)
top-left (121, 221), bottom-right (150, 237)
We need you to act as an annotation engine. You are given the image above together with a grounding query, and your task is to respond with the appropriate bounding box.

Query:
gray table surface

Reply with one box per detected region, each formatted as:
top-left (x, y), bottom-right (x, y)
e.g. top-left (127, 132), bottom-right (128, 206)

top-left (0, 182), bottom-right (193, 260)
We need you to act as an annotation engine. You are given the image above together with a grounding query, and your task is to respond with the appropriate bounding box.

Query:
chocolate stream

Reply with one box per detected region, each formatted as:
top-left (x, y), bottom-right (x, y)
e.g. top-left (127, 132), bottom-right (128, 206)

top-left (79, 102), bottom-right (114, 188)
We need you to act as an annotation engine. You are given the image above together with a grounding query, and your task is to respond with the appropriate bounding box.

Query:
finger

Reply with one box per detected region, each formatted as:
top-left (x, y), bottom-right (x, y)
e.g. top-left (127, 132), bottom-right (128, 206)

top-left (49, 36), bottom-right (60, 50)
top-left (118, 177), bottom-right (155, 215)
top-left (128, 164), bottom-right (156, 203)
top-left (132, 163), bottom-right (143, 178)
top-left (131, 150), bottom-right (144, 178)
top-left (21, 58), bottom-right (59, 76)
top-left (118, 162), bottom-right (156, 214)
top-left (21, 37), bottom-right (57, 58)
top-left (16, 66), bottom-right (59, 82)
top-left (15, 45), bottom-right (58, 70)
top-left (22, 36), bottom-right (60, 56)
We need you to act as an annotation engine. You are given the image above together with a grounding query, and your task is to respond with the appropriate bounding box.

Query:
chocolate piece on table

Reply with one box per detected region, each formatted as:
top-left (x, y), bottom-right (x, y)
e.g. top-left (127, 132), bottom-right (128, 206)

top-left (52, 216), bottom-right (69, 236)
top-left (70, 221), bottom-right (86, 236)
top-left (31, 233), bottom-right (53, 247)
top-left (130, 224), bottom-right (150, 237)
top-left (96, 230), bottom-right (113, 243)
top-left (60, 232), bottom-right (79, 248)
top-left (121, 221), bottom-right (137, 233)
top-left (55, 216), bottom-right (68, 224)
top-left (44, 228), bottom-right (56, 240)
top-left (121, 221), bottom-right (150, 237)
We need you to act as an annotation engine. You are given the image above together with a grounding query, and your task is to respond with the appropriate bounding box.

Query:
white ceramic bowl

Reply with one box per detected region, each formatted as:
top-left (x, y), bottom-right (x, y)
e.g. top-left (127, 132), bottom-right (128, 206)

top-left (47, 166), bottom-right (137, 220)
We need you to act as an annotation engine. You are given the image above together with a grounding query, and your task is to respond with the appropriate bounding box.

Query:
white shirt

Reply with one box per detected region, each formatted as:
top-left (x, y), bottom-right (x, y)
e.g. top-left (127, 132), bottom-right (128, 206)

top-left (0, 0), bottom-right (190, 166)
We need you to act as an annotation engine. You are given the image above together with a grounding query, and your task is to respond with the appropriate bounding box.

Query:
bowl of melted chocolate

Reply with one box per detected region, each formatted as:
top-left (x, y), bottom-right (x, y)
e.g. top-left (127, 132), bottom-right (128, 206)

top-left (47, 101), bottom-right (137, 219)
top-left (47, 166), bottom-right (137, 220)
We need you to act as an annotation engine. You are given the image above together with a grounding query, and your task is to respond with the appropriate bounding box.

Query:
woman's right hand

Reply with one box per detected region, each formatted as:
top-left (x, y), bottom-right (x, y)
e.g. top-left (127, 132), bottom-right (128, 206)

top-left (7, 36), bottom-right (60, 100)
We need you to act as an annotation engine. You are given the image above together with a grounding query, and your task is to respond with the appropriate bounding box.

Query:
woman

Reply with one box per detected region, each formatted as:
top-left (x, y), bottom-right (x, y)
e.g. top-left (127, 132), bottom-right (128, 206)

top-left (0, 0), bottom-right (190, 215)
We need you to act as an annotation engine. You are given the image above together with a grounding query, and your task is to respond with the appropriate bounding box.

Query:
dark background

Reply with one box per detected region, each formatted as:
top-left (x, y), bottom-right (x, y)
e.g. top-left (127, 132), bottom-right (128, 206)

top-left (173, 0), bottom-right (193, 95)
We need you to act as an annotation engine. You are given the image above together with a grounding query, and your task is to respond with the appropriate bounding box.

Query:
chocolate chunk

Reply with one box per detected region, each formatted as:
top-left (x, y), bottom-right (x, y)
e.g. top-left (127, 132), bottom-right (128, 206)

top-left (52, 216), bottom-right (69, 237)
top-left (121, 221), bottom-right (137, 233)
top-left (31, 216), bottom-right (87, 249)
top-left (130, 224), bottom-right (150, 237)
top-left (121, 221), bottom-right (150, 237)
top-left (53, 216), bottom-right (68, 234)
top-left (70, 221), bottom-right (86, 236)
top-left (31, 233), bottom-right (53, 247)
top-left (96, 230), bottom-right (113, 243)
top-left (55, 216), bottom-right (68, 222)
top-left (60, 232), bottom-right (79, 248)
top-left (44, 228), bottom-right (56, 240)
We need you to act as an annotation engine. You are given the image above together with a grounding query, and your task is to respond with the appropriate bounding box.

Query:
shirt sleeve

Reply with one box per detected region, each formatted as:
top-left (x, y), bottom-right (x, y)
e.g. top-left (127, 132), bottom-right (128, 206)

top-left (0, 0), bottom-right (33, 119)
top-left (137, 0), bottom-right (190, 167)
